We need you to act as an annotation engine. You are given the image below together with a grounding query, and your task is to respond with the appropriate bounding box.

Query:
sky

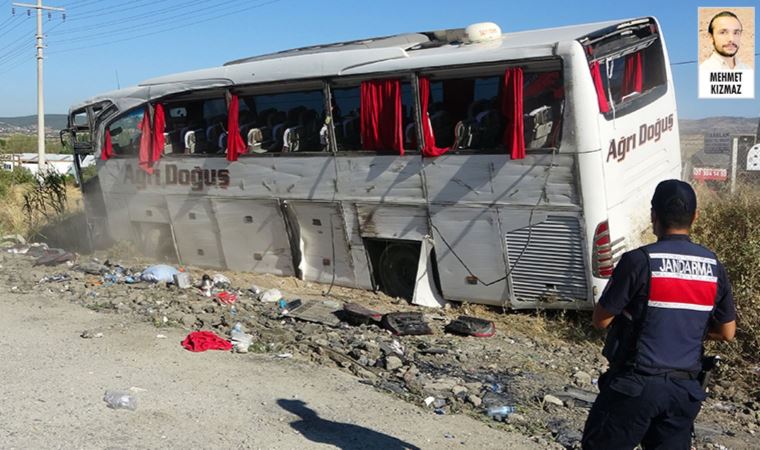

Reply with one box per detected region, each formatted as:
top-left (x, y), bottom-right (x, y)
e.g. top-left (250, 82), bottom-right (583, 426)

top-left (0, 0), bottom-right (757, 119)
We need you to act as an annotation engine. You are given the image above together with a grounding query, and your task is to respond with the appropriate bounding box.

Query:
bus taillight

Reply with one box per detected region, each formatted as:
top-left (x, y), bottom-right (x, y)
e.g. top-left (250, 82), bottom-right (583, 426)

top-left (592, 220), bottom-right (614, 278)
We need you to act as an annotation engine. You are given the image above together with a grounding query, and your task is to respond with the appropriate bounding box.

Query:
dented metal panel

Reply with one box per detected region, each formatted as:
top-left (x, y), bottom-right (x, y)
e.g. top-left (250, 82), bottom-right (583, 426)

top-left (501, 212), bottom-right (589, 308)
top-left (210, 198), bottom-right (294, 276)
top-left (102, 193), bottom-right (133, 242)
top-left (288, 201), bottom-right (355, 287)
top-left (127, 194), bottom-right (171, 224)
top-left (356, 204), bottom-right (428, 240)
top-left (335, 156), bottom-right (425, 202)
top-left (165, 196), bottom-right (226, 269)
top-left (231, 157), bottom-right (338, 200)
top-left (424, 153), bottom-right (580, 208)
top-left (341, 204), bottom-right (374, 290)
top-left (429, 205), bottom-right (510, 306)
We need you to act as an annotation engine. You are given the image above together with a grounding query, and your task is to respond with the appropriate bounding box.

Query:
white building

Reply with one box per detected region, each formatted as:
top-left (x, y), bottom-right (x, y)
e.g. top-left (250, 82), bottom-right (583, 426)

top-left (0, 153), bottom-right (95, 178)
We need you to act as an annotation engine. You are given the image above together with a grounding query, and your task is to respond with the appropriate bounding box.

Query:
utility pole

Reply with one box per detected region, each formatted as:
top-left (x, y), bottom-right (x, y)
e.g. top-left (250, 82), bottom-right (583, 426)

top-left (12, 0), bottom-right (64, 171)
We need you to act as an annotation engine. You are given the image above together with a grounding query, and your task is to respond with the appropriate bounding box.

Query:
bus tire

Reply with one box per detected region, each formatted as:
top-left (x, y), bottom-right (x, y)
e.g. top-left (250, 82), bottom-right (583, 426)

top-left (378, 243), bottom-right (419, 300)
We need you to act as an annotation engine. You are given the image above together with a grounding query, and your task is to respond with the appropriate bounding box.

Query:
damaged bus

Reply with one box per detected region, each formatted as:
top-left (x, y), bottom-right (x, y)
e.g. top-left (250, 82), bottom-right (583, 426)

top-left (63, 17), bottom-right (681, 309)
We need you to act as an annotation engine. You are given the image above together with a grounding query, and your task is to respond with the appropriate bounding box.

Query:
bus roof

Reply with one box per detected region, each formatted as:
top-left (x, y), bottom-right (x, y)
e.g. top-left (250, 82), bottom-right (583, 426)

top-left (71, 17), bottom-right (649, 113)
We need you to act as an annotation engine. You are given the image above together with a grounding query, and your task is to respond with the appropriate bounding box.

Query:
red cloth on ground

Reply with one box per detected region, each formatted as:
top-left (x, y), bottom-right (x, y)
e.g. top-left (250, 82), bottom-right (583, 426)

top-left (226, 94), bottom-right (247, 161)
top-left (101, 131), bottom-right (113, 161)
top-left (181, 331), bottom-right (233, 352)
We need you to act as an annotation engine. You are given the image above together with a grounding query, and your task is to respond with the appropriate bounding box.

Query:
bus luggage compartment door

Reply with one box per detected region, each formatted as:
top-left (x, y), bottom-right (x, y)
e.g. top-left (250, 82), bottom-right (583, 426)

top-left (429, 205), bottom-right (510, 306)
top-left (166, 197), bottom-right (227, 269)
top-left (210, 198), bottom-right (295, 276)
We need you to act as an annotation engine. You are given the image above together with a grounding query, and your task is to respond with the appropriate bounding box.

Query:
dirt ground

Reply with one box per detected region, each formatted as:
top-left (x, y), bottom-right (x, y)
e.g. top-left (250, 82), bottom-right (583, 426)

top-left (0, 245), bottom-right (757, 449)
top-left (0, 266), bottom-right (541, 449)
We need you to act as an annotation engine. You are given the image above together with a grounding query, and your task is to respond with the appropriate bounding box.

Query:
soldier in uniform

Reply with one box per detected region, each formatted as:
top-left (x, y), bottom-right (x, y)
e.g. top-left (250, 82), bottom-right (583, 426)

top-left (582, 179), bottom-right (736, 450)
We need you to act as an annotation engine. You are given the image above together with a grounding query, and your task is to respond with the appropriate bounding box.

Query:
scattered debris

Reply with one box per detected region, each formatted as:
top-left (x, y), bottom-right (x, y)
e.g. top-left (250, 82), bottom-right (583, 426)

top-left (141, 264), bottom-right (179, 283)
top-left (287, 300), bottom-right (342, 327)
top-left (342, 302), bottom-right (382, 325)
top-left (212, 273), bottom-right (231, 289)
top-left (216, 291), bottom-right (238, 305)
top-left (444, 316), bottom-right (495, 337)
top-left (173, 272), bottom-right (193, 289)
top-left (381, 312), bottom-right (432, 336)
top-left (181, 331), bottom-right (233, 352)
top-left (258, 288), bottom-right (282, 303)
top-left (103, 390), bottom-right (137, 411)
top-left (80, 330), bottom-right (103, 339)
top-left (40, 273), bottom-right (71, 283)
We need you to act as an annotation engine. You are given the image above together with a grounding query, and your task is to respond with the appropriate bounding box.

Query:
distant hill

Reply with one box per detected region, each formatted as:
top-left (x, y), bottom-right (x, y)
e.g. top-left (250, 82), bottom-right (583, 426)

top-left (0, 114), bottom-right (68, 131)
top-left (679, 116), bottom-right (758, 136)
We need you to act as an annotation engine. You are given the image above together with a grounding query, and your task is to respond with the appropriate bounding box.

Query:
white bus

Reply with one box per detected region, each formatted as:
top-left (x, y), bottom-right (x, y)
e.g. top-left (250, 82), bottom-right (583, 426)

top-left (64, 17), bottom-right (681, 310)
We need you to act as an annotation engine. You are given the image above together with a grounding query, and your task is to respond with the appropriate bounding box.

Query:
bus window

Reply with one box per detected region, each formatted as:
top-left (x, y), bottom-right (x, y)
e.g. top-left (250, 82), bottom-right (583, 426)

top-left (238, 89), bottom-right (325, 153)
top-left (584, 20), bottom-right (668, 118)
top-left (523, 71), bottom-right (564, 149)
top-left (164, 97), bottom-right (227, 155)
top-left (107, 108), bottom-right (144, 156)
top-left (424, 70), bottom-right (564, 152)
top-left (331, 81), bottom-right (414, 153)
top-left (599, 42), bottom-right (666, 109)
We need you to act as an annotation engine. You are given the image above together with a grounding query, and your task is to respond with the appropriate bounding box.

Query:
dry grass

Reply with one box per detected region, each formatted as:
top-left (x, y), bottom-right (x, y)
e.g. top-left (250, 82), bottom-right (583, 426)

top-left (0, 183), bottom-right (83, 238)
top-left (692, 182), bottom-right (760, 368)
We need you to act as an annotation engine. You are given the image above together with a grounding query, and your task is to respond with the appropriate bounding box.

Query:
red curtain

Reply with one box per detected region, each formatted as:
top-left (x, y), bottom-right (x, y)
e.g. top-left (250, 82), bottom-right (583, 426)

top-left (137, 104), bottom-right (165, 174)
top-left (137, 106), bottom-right (154, 174)
top-left (360, 79), bottom-right (404, 155)
top-left (590, 61), bottom-right (610, 113)
top-left (101, 131), bottom-right (113, 161)
top-left (501, 67), bottom-right (525, 160)
top-left (622, 52), bottom-right (643, 97)
top-left (418, 77), bottom-right (449, 157)
top-left (226, 94), bottom-right (246, 162)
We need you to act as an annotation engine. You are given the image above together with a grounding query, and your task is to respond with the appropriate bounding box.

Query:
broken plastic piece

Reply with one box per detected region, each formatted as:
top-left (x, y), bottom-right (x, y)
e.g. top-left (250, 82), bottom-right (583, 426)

top-left (381, 312), bottom-right (432, 336)
top-left (444, 316), bottom-right (495, 337)
top-left (342, 303), bottom-right (383, 325)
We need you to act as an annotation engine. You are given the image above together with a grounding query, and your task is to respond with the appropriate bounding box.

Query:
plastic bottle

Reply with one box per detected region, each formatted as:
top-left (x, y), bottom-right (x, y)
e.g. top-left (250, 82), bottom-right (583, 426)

top-left (103, 390), bottom-right (137, 411)
top-left (486, 405), bottom-right (516, 421)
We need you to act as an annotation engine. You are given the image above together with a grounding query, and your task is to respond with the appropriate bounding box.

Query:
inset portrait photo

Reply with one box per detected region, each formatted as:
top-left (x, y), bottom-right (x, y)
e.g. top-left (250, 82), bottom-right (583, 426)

top-left (698, 7), bottom-right (755, 99)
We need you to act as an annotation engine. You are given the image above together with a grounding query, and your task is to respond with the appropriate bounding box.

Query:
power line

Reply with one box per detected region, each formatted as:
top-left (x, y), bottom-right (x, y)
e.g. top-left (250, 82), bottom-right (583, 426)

top-left (63, 0), bottom-right (172, 22)
top-left (49, 0), bottom-right (282, 54)
top-left (0, 14), bottom-right (32, 39)
top-left (51, 0), bottom-right (218, 36)
top-left (671, 53), bottom-right (760, 66)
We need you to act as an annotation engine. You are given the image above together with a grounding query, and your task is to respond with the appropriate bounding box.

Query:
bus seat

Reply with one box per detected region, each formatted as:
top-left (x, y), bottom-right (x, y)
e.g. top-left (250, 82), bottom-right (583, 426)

top-left (218, 132), bottom-right (228, 152)
top-left (163, 132), bottom-right (174, 154)
top-left (525, 105), bottom-right (553, 148)
top-left (282, 126), bottom-right (303, 152)
top-left (247, 128), bottom-right (266, 153)
top-left (404, 122), bottom-right (417, 148)
top-left (184, 130), bottom-right (197, 154)
top-left (430, 110), bottom-right (454, 148)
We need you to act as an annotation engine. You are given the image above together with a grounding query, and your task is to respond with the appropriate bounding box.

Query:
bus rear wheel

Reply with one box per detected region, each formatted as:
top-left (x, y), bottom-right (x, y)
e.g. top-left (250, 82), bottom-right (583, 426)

top-left (377, 243), bottom-right (419, 301)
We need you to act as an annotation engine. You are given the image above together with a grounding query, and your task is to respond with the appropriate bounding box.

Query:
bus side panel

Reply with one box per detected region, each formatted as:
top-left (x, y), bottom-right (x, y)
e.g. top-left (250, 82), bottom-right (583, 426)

top-left (500, 209), bottom-right (589, 309)
top-left (429, 205), bottom-right (510, 306)
top-left (210, 198), bottom-right (295, 276)
top-left (598, 100), bottom-right (681, 251)
top-left (335, 156), bottom-right (425, 202)
top-left (423, 154), bottom-right (580, 208)
top-left (166, 196), bottom-right (227, 269)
